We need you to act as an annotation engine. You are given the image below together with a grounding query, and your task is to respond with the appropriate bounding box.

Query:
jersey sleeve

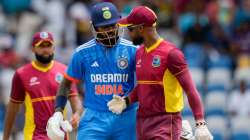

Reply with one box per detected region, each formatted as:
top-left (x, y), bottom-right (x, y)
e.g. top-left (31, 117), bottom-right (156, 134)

top-left (65, 51), bottom-right (84, 83)
top-left (166, 48), bottom-right (188, 76)
top-left (10, 71), bottom-right (25, 103)
top-left (167, 48), bottom-right (204, 120)
top-left (68, 82), bottom-right (79, 98)
top-left (128, 85), bottom-right (138, 103)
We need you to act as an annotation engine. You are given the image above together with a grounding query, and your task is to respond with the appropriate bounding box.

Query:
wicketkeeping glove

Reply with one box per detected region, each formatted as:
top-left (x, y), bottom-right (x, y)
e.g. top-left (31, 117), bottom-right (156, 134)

top-left (46, 112), bottom-right (72, 140)
top-left (107, 95), bottom-right (127, 114)
top-left (195, 120), bottom-right (213, 140)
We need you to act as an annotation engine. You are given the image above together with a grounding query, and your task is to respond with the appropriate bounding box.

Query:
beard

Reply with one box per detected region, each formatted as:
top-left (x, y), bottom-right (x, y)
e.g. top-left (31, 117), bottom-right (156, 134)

top-left (35, 53), bottom-right (54, 64)
top-left (132, 36), bottom-right (144, 45)
top-left (98, 36), bottom-right (119, 47)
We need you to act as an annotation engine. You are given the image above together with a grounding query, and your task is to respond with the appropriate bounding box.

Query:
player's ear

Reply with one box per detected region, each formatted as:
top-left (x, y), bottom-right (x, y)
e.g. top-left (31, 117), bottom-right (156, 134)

top-left (31, 47), bottom-right (35, 53)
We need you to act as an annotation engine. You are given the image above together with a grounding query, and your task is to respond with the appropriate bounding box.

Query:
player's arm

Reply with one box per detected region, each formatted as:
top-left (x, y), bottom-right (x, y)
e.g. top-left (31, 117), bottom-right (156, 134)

top-left (55, 50), bottom-right (83, 113)
top-left (55, 77), bottom-right (73, 112)
top-left (47, 78), bottom-right (76, 139)
top-left (167, 48), bottom-right (204, 120)
top-left (167, 48), bottom-right (213, 140)
top-left (68, 82), bottom-right (83, 128)
top-left (3, 102), bottom-right (22, 140)
top-left (3, 72), bottom-right (25, 140)
top-left (125, 85), bottom-right (138, 106)
top-left (47, 51), bottom-right (83, 139)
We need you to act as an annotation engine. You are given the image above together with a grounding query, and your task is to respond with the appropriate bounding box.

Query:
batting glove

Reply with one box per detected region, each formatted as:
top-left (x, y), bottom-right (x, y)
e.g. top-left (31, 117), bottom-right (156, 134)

top-left (46, 112), bottom-right (72, 140)
top-left (195, 120), bottom-right (213, 140)
top-left (107, 95), bottom-right (127, 115)
top-left (181, 120), bottom-right (194, 140)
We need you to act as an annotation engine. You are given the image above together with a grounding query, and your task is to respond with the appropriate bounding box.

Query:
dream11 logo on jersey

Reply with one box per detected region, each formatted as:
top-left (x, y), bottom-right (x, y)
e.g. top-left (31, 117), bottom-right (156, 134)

top-left (90, 73), bottom-right (128, 95)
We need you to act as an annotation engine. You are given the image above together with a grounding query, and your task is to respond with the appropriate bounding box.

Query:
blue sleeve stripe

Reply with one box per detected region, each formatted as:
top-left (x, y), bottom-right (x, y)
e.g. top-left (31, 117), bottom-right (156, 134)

top-left (76, 39), bottom-right (95, 49)
top-left (76, 43), bottom-right (95, 52)
top-left (120, 42), bottom-right (137, 48)
top-left (77, 40), bottom-right (95, 47)
top-left (121, 39), bottom-right (132, 44)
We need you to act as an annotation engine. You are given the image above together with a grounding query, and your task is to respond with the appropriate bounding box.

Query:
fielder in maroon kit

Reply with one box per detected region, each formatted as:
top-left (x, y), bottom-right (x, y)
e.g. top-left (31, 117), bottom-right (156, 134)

top-left (108, 6), bottom-right (213, 140)
top-left (3, 32), bottom-right (82, 140)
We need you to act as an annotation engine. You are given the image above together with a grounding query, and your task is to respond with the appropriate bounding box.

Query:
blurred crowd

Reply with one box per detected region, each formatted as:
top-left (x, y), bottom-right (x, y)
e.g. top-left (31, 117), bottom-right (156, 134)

top-left (0, 0), bottom-right (250, 140)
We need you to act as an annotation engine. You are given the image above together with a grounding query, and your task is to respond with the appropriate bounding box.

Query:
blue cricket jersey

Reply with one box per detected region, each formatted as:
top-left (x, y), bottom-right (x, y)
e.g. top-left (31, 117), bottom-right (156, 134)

top-left (66, 38), bottom-right (137, 111)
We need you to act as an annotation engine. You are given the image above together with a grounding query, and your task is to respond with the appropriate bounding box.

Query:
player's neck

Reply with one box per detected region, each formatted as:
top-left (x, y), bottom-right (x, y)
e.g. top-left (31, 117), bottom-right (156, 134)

top-left (143, 28), bottom-right (160, 48)
top-left (143, 32), bottom-right (161, 49)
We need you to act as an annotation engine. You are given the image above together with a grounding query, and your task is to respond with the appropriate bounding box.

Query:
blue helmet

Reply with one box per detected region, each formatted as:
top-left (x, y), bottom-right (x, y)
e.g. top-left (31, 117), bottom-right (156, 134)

top-left (90, 2), bottom-right (122, 47)
top-left (90, 2), bottom-right (121, 27)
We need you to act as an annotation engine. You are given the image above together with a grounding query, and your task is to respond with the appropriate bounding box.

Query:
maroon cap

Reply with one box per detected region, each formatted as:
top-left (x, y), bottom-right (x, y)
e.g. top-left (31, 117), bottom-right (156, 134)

top-left (32, 31), bottom-right (54, 47)
top-left (118, 6), bottom-right (157, 27)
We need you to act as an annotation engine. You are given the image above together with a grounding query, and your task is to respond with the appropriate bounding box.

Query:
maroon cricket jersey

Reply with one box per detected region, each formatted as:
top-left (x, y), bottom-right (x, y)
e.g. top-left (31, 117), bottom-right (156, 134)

top-left (129, 39), bottom-right (204, 119)
top-left (10, 61), bottom-right (77, 140)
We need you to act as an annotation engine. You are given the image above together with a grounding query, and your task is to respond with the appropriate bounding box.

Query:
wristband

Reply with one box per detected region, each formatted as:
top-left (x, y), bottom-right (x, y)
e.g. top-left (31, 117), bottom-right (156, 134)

top-left (124, 97), bottom-right (130, 106)
top-left (55, 95), bottom-right (67, 111)
top-left (195, 121), bottom-right (207, 127)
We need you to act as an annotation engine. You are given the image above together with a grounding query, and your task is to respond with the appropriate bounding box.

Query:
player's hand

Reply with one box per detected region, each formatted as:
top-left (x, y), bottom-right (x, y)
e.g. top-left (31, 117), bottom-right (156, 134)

top-left (181, 120), bottom-right (194, 140)
top-left (46, 112), bottom-right (72, 140)
top-left (70, 111), bottom-right (82, 129)
top-left (107, 95), bottom-right (127, 115)
top-left (195, 120), bottom-right (213, 140)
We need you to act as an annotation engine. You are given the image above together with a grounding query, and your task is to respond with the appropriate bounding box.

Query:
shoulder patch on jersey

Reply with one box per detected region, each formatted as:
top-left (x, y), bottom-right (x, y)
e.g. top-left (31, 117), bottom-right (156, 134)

top-left (55, 72), bottom-right (64, 83)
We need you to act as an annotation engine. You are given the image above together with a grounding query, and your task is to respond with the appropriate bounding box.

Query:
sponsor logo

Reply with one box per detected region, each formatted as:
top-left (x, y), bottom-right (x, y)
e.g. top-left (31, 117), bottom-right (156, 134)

top-left (102, 7), bottom-right (112, 19)
top-left (91, 73), bottom-right (129, 95)
top-left (95, 84), bottom-right (123, 95)
top-left (91, 61), bottom-right (99, 67)
top-left (136, 59), bottom-right (142, 68)
top-left (91, 74), bottom-right (128, 83)
top-left (29, 77), bottom-right (40, 86)
top-left (152, 55), bottom-right (161, 67)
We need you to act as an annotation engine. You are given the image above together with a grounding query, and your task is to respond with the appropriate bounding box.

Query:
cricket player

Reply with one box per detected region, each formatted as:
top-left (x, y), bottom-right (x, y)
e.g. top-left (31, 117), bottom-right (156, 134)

top-left (47, 2), bottom-right (137, 140)
top-left (3, 31), bottom-right (82, 140)
top-left (108, 6), bottom-right (213, 140)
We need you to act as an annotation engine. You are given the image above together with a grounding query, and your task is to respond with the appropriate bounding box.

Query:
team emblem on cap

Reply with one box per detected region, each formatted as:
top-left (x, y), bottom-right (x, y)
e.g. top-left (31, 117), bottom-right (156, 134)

top-left (152, 55), bottom-right (161, 67)
top-left (102, 7), bottom-right (112, 20)
top-left (40, 32), bottom-right (49, 39)
top-left (117, 57), bottom-right (128, 69)
top-left (55, 72), bottom-right (63, 83)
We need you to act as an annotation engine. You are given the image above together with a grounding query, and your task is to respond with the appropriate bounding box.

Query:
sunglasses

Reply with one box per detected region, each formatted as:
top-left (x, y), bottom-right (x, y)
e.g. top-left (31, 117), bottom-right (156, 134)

top-left (127, 24), bottom-right (144, 32)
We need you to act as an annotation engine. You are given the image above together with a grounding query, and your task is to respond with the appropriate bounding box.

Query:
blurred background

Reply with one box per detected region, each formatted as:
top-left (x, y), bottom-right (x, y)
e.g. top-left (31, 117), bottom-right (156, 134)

top-left (0, 0), bottom-right (249, 140)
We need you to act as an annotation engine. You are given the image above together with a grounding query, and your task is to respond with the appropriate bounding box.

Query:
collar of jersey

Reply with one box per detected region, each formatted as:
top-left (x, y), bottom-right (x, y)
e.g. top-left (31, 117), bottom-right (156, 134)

top-left (145, 38), bottom-right (163, 53)
top-left (31, 60), bottom-right (54, 72)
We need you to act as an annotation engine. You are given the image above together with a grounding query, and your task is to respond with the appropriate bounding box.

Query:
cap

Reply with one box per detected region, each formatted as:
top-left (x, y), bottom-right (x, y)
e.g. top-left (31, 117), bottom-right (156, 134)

top-left (90, 2), bottom-right (121, 27)
top-left (32, 31), bottom-right (54, 47)
top-left (118, 6), bottom-right (157, 27)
